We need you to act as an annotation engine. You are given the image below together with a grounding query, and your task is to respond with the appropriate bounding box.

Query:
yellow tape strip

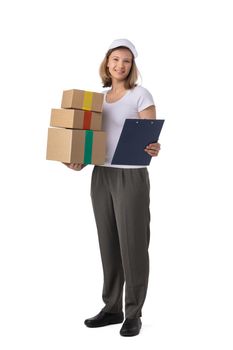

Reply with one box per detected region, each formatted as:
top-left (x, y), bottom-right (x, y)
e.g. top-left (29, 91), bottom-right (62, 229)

top-left (82, 91), bottom-right (93, 111)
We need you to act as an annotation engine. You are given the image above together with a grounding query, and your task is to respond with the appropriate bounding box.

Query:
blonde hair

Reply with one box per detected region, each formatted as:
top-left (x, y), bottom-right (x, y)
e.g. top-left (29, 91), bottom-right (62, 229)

top-left (99, 47), bottom-right (139, 89)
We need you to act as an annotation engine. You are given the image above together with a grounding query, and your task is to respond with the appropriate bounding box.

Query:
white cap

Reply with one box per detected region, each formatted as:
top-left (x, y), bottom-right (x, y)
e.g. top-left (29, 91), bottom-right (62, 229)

top-left (108, 38), bottom-right (138, 58)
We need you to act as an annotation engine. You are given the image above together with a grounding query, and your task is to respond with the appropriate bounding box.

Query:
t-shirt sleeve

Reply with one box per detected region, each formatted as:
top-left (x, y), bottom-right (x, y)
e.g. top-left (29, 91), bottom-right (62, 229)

top-left (137, 88), bottom-right (155, 112)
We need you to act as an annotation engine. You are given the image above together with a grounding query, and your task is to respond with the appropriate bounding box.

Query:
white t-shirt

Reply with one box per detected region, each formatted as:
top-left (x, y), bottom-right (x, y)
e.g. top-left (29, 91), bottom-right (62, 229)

top-left (100, 85), bottom-right (155, 169)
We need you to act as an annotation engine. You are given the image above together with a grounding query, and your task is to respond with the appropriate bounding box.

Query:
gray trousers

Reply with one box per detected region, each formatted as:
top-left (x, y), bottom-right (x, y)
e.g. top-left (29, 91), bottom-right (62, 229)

top-left (91, 166), bottom-right (151, 319)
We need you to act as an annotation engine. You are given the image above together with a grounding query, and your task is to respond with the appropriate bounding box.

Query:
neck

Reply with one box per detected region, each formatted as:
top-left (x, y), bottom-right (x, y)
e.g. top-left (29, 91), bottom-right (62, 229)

top-left (111, 80), bottom-right (126, 93)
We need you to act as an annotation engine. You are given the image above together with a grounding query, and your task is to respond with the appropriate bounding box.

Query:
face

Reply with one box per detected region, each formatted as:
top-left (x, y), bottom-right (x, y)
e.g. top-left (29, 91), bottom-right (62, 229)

top-left (107, 48), bottom-right (133, 82)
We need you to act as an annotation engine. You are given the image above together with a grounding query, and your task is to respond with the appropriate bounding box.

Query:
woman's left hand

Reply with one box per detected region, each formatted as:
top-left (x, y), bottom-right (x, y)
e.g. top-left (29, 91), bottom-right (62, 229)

top-left (144, 142), bottom-right (161, 157)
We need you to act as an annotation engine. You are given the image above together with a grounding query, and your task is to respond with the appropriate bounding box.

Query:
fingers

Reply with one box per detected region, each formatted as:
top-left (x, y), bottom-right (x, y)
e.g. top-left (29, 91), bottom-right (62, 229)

top-left (145, 149), bottom-right (159, 156)
top-left (144, 143), bottom-right (161, 157)
top-left (70, 163), bottom-right (83, 170)
top-left (62, 162), bottom-right (83, 170)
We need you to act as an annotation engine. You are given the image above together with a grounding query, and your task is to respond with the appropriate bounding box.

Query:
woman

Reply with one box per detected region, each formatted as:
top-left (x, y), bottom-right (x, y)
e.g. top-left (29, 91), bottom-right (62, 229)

top-left (66, 39), bottom-right (161, 336)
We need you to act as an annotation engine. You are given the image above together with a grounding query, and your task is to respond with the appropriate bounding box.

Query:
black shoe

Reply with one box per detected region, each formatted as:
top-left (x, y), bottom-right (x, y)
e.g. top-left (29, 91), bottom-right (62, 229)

top-left (120, 318), bottom-right (142, 336)
top-left (84, 310), bottom-right (124, 328)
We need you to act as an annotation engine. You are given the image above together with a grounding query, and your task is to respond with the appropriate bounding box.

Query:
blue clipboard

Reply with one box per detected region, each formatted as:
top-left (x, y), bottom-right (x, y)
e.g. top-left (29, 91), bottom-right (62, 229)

top-left (111, 119), bottom-right (164, 166)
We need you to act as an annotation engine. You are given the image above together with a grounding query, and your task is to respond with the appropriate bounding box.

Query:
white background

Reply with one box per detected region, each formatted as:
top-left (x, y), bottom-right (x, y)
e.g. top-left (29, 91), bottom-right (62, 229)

top-left (0, 0), bottom-right (232, 349)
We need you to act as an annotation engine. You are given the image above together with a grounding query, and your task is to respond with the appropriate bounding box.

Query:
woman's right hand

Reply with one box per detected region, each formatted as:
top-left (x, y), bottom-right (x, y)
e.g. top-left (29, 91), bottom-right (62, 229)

top-left (62, 162), bottom-right (84, 171)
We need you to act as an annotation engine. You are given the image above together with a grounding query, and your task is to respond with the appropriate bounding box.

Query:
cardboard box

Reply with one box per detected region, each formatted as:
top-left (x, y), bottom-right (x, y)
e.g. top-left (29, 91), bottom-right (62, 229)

top-left (61, 89), bottom-right (104, 112)
top-left (46, 127), bottom-right (106, 164)
top-left (50, 108), bottom-right (102, 130)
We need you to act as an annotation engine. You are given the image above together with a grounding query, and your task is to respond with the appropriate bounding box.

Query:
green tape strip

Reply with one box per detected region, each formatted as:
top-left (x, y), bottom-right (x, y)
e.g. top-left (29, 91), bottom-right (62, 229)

top-left (84, 130), bottom-right (93, 164)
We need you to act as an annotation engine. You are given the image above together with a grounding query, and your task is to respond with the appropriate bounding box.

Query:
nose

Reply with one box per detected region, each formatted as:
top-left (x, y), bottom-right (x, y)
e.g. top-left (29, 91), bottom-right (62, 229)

top-left (117, 61), bottom-right (124, 69)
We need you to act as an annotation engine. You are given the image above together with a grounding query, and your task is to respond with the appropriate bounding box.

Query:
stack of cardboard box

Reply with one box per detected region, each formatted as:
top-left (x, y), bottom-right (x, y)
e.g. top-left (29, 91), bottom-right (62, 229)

top-left (46, 89), bottom-right (106, 166)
